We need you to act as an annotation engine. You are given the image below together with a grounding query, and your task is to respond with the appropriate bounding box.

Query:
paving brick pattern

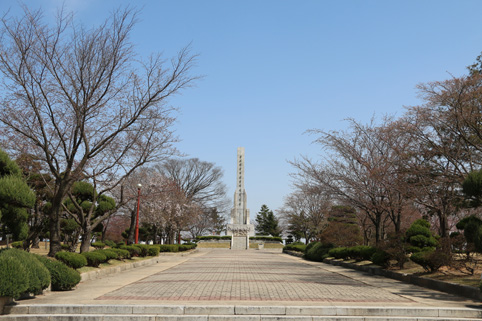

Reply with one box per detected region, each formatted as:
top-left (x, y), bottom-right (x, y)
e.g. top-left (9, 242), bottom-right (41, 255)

top-left (97, 250), bottom-right (412, 303)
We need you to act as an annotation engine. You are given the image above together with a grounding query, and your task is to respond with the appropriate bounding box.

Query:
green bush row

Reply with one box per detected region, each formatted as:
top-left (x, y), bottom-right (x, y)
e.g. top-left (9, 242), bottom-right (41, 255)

top-left (283, 243), bottom-right (306, 253)
top-left (250, 236), bottom-right (283, 242)
top-left (196, 235), bottom-right (232, 241)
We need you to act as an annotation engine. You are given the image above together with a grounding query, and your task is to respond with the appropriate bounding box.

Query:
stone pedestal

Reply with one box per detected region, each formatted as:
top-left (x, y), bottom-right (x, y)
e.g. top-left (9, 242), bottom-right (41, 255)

top-left (227, 224), bottom-right (254, 250)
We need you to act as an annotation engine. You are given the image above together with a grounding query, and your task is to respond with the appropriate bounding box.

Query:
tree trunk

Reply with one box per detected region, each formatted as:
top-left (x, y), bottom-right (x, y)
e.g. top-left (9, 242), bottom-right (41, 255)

top-left (80, 228), bottom-right (92, 253)
top-left (438, 210), bottom-right (449, 238)
top-left (48, 208), bottom-right (62, 257)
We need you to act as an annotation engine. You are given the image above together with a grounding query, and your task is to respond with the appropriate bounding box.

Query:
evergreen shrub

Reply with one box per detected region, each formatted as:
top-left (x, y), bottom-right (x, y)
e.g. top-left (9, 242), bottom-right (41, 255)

top-left (250, 236), bottom-right (283, 242)
top-left (305, 242), bottom-right (334, 261)
top-left (348, 245), bottom-right (377, 261)
top-left (196, 236), bottom-right (231, 241)
top-left (371, 249), bottom-right (390, 268)
top-left (35, 255), bottom-right (81, 291)
top-left (91, 241), bottom-right (106, 249)
top-left (0, 256), bottom-right (29, 299)
top-left (147, 246), bottom-right (160, 256)
top-left (0, 248), bottom-right (50, 295)
top-left (95, 249), bottom-right (118, 260)
top-left (133, 244), bottom-right (149, 257)
top-left (158, 244), bottom-right (179, 252)
top-left (328, 247), bottom-right (350, 259)
top-left (104, 240), bottom-right (116, 248)
top-left (10, 241), bottom-right (23, 248)
top-left (110, 248), bottom-right (130, 259)
top-left (179, 243), bottom-right (196, 251)
top-left (283, 243), bottom-right (306, 253)
top-left (120, 245), bottom-right (141, 256)
top-left (55, 251), bottom-right (87, 269)
top-left (82, 251), bottom-right (107, 267)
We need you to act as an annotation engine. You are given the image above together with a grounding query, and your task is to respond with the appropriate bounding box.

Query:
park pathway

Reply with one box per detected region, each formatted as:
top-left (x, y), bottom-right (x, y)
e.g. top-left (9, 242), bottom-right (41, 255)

top-left (3, 249), bottom-right (482, 320)
top-left (16, 248), bottom-right (482, 307)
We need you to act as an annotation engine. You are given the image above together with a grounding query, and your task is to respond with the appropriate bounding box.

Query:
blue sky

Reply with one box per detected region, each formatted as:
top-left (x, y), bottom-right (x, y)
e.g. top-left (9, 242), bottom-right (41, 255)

top-left (3, 0), bottom-right (482, 221)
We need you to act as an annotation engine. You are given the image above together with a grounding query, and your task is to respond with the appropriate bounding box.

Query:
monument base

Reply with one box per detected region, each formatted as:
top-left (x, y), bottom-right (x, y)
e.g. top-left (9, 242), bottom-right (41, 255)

top-left (226, 224), bottom-right (254, 250)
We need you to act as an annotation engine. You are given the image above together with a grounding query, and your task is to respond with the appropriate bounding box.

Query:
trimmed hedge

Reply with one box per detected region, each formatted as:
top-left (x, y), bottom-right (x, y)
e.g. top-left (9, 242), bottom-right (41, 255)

top-left (250, 236), bottom-right (283, 242)
top-left (35, 255), bottom-right (81, 291)
top-left (147, 246), bottom-right (160, 256)
top-left (158, 244), bottom-right (179, 252)
top-left (179, 244), bottom-right (196, 251)
top-left (0, 248), bottom-right (50, 295)
top-left (82, 251), bottom-right (107, 267)
top-left (110, 248), bottom-right (131, 259)
top-left (95, 249), bottom-right (118, 260)
top-left (133, 244), bottom-right (149, 257)
top-left (196, 235), bottom-right (232, 241)
top-left (305, 242), bottom-right (334, 262)
top-left (91, 241), bottom-right (106, 249)
top-left (120, 245), bottom-right (141, 257)
top-left (104, 240), bottom-right (116, 248)
top-left (283, 243), bottom-right (306, 253)
top-left (0, 255), bottom-right (29, 299)
top-left (55, 251), bottom-right (87, 269)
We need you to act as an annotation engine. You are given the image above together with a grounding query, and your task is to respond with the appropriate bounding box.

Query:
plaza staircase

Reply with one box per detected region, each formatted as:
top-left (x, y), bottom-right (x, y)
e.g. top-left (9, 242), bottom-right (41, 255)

top-left (2, 304), bottom-right (482, 320)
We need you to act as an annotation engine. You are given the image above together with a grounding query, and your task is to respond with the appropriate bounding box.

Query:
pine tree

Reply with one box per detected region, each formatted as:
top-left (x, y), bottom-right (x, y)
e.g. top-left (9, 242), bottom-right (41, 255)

top-left (255, 205), bottom-right (282, 237)
top-left (0, 148), bottom-right (36, 240)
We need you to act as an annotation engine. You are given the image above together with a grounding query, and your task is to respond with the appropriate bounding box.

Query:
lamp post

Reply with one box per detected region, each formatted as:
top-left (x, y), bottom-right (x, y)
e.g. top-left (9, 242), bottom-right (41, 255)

top-left (135, 184), bottom-right (142, 244)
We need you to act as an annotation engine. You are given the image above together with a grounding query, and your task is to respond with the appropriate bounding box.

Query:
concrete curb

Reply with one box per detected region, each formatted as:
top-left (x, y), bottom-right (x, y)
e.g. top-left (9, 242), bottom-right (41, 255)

top-left (81, 249), bottom-right (198, 282)
top-left (4, 304), bottom-right (482, 318)
top-left (322, 258), bottom-right (482, 301)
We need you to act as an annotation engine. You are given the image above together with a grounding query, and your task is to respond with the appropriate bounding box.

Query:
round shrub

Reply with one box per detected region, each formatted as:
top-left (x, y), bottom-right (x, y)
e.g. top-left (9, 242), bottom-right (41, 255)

top-left (110, 248), bottom-right (130, 259)
top-left (120, 245), bottom-right (141, 256)
top-left (305, 242), bottom-right (334, 261)
top-left (35, 255), bottom-right (81, 291)
top-left (61, 244), bottom-right (70, 250)
top-left (0, 248), bottom-right (50, 295)
top-left (104, 240), bottom-right (116, 248)
top-left (0, 255), bottom-right (29, 299)
top-left (91, 241), bottom-right (106, 249)
top-left (55, 251), bottom-right (87, 269)
top-left (406, 220), bottom-right (431, 239)
top-left (133, 244), bottom-right (149, 257)
top-left (147, 246), bottom-right (160, 257)
top-left (82, 251), bottom-right (107, 267)
top-left (95, 249), bottom-right (118, 260)
top-left (409, 234), bottom-right (437, 249)
top-left (371, 249), bottom-right (390, 268)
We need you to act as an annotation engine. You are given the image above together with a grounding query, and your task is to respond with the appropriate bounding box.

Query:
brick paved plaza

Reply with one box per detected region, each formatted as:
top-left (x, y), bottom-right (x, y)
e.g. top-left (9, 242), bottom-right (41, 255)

top-left (93, 249), bottom-right (440, 304)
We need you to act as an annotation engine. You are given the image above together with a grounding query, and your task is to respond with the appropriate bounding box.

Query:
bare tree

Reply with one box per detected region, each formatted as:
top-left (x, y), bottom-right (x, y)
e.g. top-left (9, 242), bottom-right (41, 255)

top-left (291, 118), bottom-right (413, 244)
top-left (279, 186), bottom-right (330, 243)
top-left (155, 158), bottom-right (229, 235)
top-left (0, 7), bottom-right (198, 255)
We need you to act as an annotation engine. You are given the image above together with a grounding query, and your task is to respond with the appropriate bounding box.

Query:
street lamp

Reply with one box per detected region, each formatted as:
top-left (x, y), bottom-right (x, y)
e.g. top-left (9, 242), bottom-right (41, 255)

top-left (135, 184), bottom-right (142, 244)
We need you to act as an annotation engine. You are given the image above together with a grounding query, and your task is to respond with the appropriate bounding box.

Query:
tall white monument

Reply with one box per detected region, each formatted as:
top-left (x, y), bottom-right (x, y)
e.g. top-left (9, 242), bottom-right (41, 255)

top-left (227, 147), bottom-right (254, 250)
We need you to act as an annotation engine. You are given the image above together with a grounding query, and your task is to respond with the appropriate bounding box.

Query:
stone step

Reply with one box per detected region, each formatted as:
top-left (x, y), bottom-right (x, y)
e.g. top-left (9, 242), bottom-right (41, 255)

top-left (2, 305), bottom-right (482, 320)
top-left (1, 314), bottom-right (482, 321)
